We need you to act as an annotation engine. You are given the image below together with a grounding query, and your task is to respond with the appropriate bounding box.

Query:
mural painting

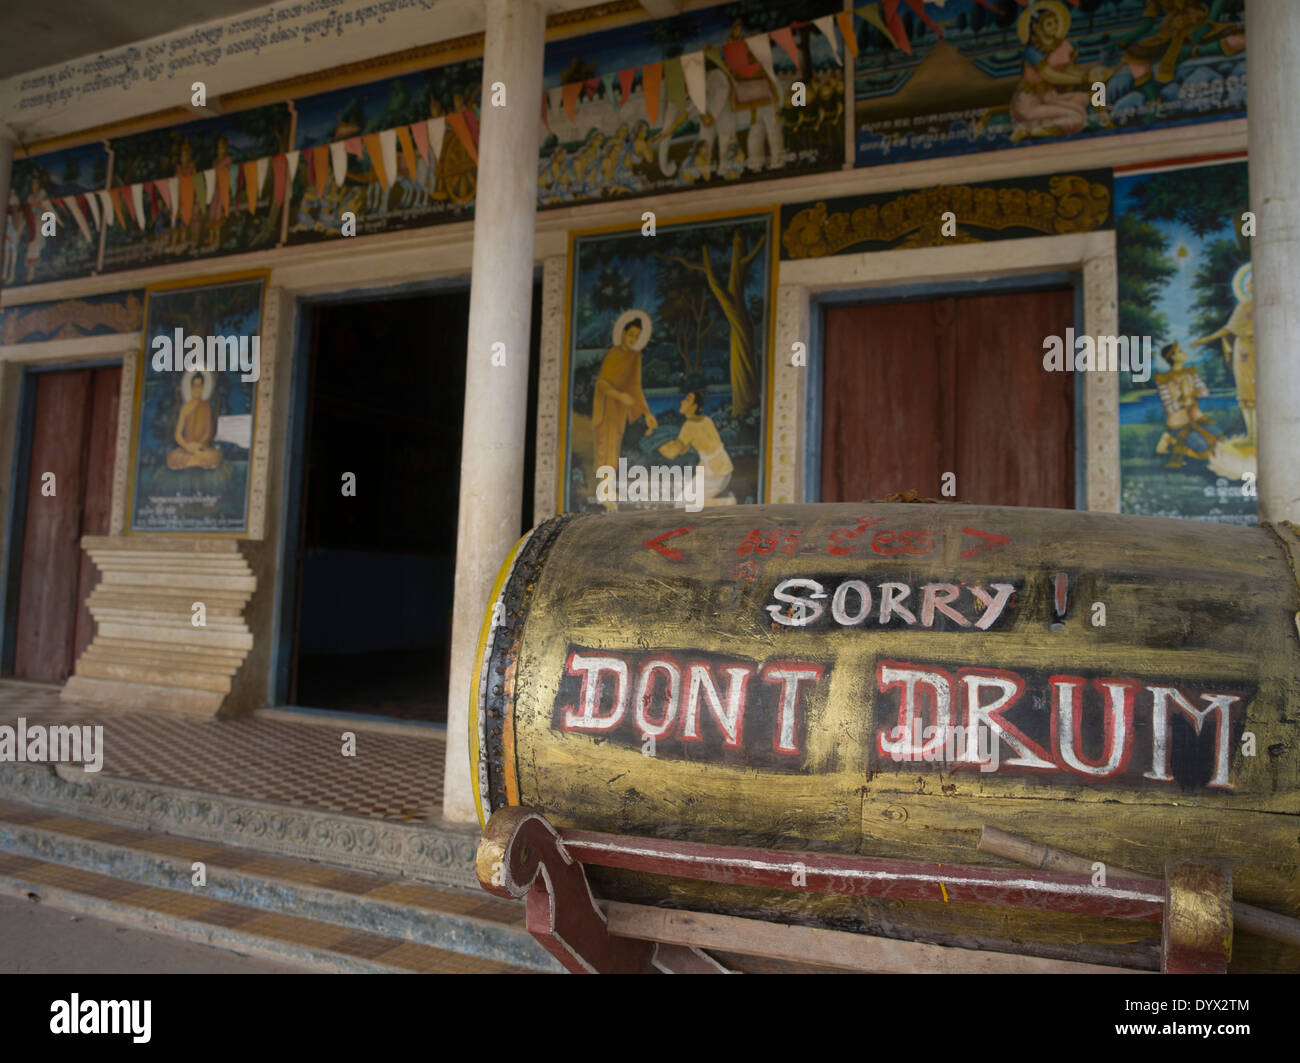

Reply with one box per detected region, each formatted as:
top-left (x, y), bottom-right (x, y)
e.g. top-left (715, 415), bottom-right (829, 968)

top-left (540, 0), bottom-right (845, 209)
top-left (1116, 159), bottom-right (1254, 524)
top-left (853, 0), bottom-right (1246, 167)
top-left (561, 209), bottom-right (776, 514)
top-left (128, 274), bottom-right (267, 534)
top-left (5, 143), bottom-right (107, 286)
top-left (103, 104), bottom-right (292, 273)
top-left (287, 57), bottom-right (483, 244)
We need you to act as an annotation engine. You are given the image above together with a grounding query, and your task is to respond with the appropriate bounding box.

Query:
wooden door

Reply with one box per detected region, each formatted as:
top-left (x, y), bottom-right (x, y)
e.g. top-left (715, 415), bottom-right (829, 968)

top-left (13, 366), bottom-right (121, 682)
top-left (73, 369), bottom-right (121, 661)
top-left (821, 288), bottom-right (1074, 509)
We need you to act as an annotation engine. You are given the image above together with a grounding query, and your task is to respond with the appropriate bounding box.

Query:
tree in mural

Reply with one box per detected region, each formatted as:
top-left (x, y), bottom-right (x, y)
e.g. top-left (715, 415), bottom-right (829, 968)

top-left (658, 265), bottom-right (719, 378)
top-left (234, 105), bottom-right (292, 156)
top-left (1189, 237), bottom-right (1243, 390)
top-left (1129, 168), bottom-right (1250, 258)
top-left (655, 226), bottom-right (766, 416)
top-left (591, 265), bottom-right (635, 320)
top-left (1116, 210), bottom-right (1174, 397)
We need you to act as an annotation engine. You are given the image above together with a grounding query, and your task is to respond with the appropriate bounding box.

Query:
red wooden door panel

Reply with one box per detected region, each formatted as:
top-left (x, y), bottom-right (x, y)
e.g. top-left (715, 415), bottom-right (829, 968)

top-left (821, 288), bottom-right (1074, 509)
top-left (821, 298), bottom-right (951, 503)
top-left (73, 367), bottom-right (122, 661)
top-left (954, 289), bottom-right (1074, 508)
top-left (15, 371), bottom-right (92, 682)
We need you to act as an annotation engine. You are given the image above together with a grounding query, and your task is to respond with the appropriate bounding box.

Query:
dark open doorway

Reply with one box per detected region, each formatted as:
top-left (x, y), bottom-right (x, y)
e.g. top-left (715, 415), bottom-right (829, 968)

top-left (284, 283), bottom-right (539, 723)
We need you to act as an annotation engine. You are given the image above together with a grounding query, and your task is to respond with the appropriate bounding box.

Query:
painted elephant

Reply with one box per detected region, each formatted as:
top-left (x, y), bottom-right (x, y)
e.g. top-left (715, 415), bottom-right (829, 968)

top-left (657, 66), bottom-right (785, 178)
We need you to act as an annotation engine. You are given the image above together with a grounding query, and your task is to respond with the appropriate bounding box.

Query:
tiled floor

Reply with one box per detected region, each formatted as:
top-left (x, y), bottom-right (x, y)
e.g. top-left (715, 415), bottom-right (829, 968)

top-left (0, 682), bottom-right (447, 823)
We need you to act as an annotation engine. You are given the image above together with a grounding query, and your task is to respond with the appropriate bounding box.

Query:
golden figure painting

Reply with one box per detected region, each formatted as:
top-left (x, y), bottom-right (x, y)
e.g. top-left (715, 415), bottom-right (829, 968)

top-left (562, 210), bottom-right (774, 514)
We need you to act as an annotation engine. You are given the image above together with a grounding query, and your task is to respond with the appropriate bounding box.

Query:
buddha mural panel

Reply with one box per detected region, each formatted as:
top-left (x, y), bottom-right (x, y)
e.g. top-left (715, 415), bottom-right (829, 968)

top-left (128, 274), bottom-right (266, 535)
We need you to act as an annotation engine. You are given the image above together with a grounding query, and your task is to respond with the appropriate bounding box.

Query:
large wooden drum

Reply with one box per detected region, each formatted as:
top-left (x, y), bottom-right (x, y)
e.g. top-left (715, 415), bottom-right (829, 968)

top-left (471, 503), bottom-right (1300, 970)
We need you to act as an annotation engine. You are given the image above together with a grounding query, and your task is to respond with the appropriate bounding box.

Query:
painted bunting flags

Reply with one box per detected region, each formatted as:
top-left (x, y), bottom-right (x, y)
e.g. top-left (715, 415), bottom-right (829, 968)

top-left (446, 111), bottom-right (477, 164)
top-left (243, 160), bottom-right (259, 212)
top-left (836, 10), bottom-right (860, 59)
top-left (664, 55), bottom-right (686, 112)
top-left (642, 60), bottom-right (662, 124)
top-left (813, 15), bottom-right (841, 65)
top-left (330, 140), bottom-right (348, 188)
top-left (746, 34), bottom-right (778, 85)
top-left (272, 153), bottom-right (287, 208)
top-left (410, 121), bottom-right (429, 164)
top-left (379, 128), bottom-right (399, 186)
top-left (682, 50), bottom-right (708, 115)
top-left (859, 2), bottom-right (908, 54)
top-left (561, 80), bottom-right (581, 121)
top-left (770, 26), bottom-right (800, 71)
top-left (427, 116), bottom-right (446, 163)
top-left (397, 124), bottom-right (419, 181)
top-left (130, 183), bottom-right (145, 229)
top-left (332, 139), bottom-right (353, 187)
top-left (63, 196), bottom-right (91, 239)
top-left (362, 133), bottom-right (386, 188)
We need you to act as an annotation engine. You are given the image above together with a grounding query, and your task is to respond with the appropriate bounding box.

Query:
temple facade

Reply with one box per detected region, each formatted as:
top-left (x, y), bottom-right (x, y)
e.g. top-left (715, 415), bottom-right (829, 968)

top-left (0, 0), bottom-right (1291, 837)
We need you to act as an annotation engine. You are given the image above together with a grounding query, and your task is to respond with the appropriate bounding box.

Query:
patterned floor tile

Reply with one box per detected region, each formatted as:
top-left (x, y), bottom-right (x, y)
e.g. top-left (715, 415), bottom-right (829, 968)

top-left (0, 684), bottom-right (448, 824)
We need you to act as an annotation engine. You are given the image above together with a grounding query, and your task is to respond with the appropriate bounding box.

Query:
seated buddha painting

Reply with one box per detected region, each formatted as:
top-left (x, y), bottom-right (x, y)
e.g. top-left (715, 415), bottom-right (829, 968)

top-left (129, 277), bottom-right (264, 535)
top-left (167, 372), bottom-right (224, 471)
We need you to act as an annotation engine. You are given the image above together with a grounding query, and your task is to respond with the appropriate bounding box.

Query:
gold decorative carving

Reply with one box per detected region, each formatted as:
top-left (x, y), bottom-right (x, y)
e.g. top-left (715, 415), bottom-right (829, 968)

top-left (783, 176), bottom-right (1111, 259)
top-left (1, 293), bottom-right (143, 344)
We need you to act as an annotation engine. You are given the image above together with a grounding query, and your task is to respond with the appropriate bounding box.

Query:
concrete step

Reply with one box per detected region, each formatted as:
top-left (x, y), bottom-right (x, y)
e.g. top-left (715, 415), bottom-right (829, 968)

top-left (0, 799), bottom-right (559, 973)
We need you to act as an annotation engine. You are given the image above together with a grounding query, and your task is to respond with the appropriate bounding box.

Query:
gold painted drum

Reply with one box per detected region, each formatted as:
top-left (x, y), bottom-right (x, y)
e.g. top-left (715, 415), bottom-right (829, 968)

top-left (471, 503), bottom-right (1300, 970)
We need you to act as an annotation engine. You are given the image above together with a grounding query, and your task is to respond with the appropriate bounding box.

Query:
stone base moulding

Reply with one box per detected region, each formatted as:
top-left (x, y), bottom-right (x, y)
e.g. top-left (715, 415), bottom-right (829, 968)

top-left (0, 763), bottom-right (479, 890)
top-left (62, 535), bottom-right (256, 717)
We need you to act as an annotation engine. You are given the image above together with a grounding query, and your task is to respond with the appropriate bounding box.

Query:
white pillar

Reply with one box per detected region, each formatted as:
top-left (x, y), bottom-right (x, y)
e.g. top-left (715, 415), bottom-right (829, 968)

top-left (1248, 0), bottom-right (1300, 524)
top-left (443, 0), bottom-right (545, 823)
